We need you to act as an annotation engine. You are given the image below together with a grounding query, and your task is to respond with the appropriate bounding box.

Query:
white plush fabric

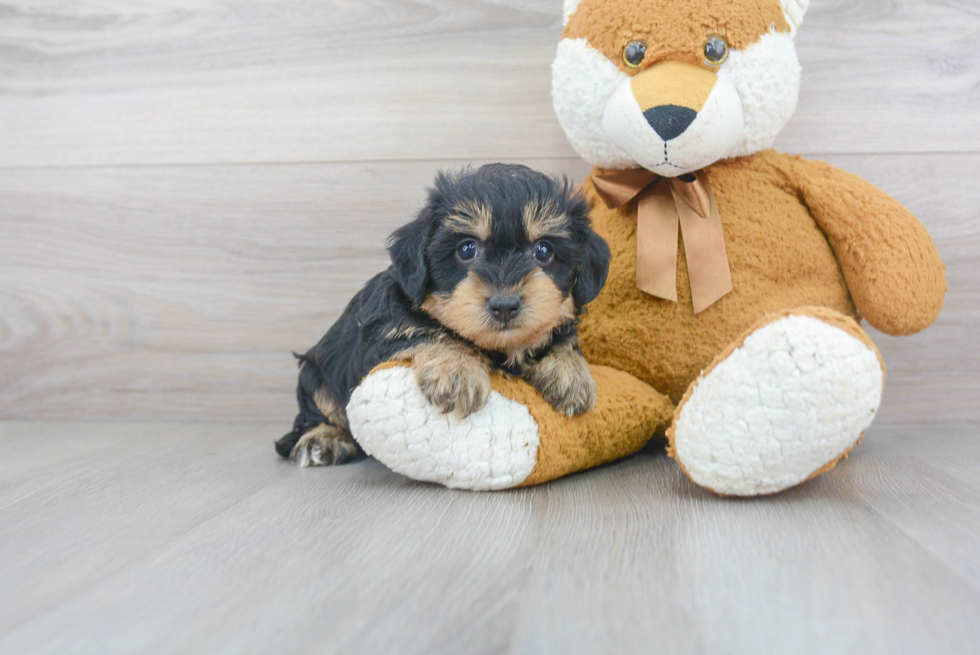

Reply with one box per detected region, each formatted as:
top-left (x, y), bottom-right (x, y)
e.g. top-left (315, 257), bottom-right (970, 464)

top-left (563, 0), bottom-right (583, 26)
top-left (781, 0), bottom-right (810, 33)
top-left (719, 31), bottom-right (801, 158)
top-left (347, 367), bottom-right (540, 491)
top-left (552, 38), bottom-right (635, 170)
top-left (552, 30), bottom-right (801, 175)
top-left (603, 72), bottom-right (744, 176)
top-left (672, 316), bottom-right (884, 496)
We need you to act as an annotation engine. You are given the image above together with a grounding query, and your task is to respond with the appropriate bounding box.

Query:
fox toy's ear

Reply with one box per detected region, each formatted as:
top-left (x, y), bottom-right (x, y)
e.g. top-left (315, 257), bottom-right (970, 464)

top-left (781, 0), bottom-right (809, 34)
top-left (563, 0), bottom-right (583, 26)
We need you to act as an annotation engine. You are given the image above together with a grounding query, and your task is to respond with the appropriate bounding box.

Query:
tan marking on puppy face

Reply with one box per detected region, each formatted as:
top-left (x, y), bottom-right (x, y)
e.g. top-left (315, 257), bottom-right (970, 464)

top-left (565, 0), bottom-right (790, 73)
top-left (421, 270), bottom-right (575, 362)
top-left (444, 201), bottom-right (493, 241)
top-left (523, 199), bottom-right (571, 242)
top-left (395, 338), bottom-right (491, 417)
top-left (527, 340), bottom-right (598, 417)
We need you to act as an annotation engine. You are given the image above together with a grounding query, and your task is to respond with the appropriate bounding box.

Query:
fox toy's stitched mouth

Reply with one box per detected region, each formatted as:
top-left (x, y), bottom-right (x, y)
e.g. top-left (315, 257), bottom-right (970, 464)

top-left (658, 144), bottom-right (686, 172)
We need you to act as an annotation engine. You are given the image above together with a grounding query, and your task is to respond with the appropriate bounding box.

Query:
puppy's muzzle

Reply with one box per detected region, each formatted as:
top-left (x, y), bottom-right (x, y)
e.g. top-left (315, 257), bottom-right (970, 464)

top-left (487, 294), bottom-right (522, 323)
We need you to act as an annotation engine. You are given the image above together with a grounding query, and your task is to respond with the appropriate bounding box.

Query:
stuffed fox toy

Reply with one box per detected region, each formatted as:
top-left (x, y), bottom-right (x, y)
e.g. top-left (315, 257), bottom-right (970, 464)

top-left (345, 0), bottom-right (946, 495)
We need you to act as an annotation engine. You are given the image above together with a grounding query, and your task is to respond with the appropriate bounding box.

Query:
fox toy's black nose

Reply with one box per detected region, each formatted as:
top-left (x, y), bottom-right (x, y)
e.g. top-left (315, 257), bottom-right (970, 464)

top-left (487, 295), bottom-right (522, 322)
top-left (644, 105), bottom-right (698, 141)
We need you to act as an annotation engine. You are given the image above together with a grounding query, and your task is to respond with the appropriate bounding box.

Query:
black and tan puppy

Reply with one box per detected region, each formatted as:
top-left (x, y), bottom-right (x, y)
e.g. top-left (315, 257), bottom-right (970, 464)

top-left (276, 164), bottom-right (611, 467)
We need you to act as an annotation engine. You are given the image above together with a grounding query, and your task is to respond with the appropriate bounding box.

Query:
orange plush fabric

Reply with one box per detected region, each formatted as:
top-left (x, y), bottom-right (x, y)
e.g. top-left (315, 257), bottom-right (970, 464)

top-left (565, 0), bottom-right (790, 73)
top-left (370, 362), bottom-right (674, 487)
top-left (771, 154), bottom-right (947, 336)
top-left (576, 150), bottom-right (931, 403)
top-left (505, 365), bottom-right (673, 486)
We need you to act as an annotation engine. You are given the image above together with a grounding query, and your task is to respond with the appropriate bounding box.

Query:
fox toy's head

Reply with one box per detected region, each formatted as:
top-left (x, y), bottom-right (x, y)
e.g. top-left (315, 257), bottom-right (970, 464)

top-left (553, 0), bottom-right (809, 176)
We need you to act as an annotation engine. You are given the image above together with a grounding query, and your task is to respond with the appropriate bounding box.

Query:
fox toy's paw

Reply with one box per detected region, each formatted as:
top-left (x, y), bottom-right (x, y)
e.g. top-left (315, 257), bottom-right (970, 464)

top-left (346, 364), bottom-right (673, 490)
top-left (668, 308), bottom-right (885, 497)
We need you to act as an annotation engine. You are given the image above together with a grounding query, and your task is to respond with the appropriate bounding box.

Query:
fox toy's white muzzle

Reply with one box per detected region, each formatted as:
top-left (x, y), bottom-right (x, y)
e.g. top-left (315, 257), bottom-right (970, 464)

top-left (603, 61), bottom-right (745, 177)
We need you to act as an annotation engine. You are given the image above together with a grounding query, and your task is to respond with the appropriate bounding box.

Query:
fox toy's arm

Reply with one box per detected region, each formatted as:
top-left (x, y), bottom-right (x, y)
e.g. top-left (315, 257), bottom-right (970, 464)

top-left (765, 152), bottom-right (946, 336)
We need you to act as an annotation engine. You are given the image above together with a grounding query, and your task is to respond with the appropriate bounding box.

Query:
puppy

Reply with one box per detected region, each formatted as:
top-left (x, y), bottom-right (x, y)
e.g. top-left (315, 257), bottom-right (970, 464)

top-left (276, 163), bottom-right (611, 467)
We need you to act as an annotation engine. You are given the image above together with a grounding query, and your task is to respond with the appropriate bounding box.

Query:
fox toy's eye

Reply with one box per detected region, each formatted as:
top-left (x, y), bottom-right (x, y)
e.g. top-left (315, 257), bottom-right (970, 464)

top-left (457, 239), bottom-right (479, 262)
top-left (533, 241), bottom-right (555, 265)
top-left (622, 40), bottom-right (647, 68)
top-left (703, 36), bottom-right (729, 66)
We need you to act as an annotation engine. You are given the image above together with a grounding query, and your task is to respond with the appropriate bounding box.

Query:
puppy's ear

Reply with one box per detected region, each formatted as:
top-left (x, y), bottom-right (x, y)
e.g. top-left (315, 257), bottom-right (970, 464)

top-left (387, 211), bottom-right (435, 308)
top-left (573, 230), bottom-right (611, 307)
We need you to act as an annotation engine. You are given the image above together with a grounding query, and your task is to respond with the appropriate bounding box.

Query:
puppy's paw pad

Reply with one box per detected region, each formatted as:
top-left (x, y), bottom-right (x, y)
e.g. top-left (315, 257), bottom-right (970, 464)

top-left (530, 346), bottom-right (597, 417)
top-left (416, 362), bottom-right (492, 418)
top-left (544, 374), bottom-right (598, 417)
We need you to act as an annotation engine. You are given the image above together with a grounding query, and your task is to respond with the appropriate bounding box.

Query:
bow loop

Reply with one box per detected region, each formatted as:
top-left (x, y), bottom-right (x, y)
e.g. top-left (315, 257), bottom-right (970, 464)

top-left (592, 169), bottom-right (661, 209)
top-left (593, 169), bottom-right (733, 314)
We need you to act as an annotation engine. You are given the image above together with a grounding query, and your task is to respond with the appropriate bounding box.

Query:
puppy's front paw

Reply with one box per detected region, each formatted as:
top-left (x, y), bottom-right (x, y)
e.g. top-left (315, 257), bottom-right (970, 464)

top-left (529, 343), bottom-right (598, 417)
top-left (411, 341), bottom-right (492, 418)
top-left (291, 424), bottom-right (362, 467)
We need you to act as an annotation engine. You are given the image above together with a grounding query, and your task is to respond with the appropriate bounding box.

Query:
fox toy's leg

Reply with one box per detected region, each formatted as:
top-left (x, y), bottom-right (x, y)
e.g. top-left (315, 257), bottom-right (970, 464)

top-left (667, 307), bottom-right (885, 497)
top-left (346, 364), bottom-right (673, 490)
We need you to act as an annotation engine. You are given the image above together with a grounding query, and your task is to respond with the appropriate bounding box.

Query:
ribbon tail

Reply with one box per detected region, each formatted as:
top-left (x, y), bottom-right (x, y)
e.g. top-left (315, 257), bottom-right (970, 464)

top-left (673, 181), bottom-right (733, 314)
top-left (635, 186), bottom-right (679, 302)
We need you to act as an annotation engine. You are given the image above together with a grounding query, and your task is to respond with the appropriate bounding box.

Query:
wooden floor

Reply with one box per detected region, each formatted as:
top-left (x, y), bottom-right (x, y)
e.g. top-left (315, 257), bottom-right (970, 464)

top-left (2, 421), bottom-right (979, 654)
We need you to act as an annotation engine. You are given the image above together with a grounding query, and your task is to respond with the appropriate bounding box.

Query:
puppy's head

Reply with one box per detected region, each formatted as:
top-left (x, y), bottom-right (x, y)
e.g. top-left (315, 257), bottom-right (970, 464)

top-left (554, 0), bottom-right (808, 176)
top-left (388, 164), bottom-right (610, 353)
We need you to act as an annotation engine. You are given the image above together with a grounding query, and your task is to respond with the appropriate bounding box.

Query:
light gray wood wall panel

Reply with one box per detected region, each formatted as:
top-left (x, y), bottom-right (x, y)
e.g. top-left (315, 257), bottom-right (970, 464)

top-left (0, 0), bottom-right (977, 167)
top-left (0, 157), bottom-right (588, 422)
top-left (0, 154), bottom-right (974, 423)
top-left (1, 421), bottom-right (979, 653)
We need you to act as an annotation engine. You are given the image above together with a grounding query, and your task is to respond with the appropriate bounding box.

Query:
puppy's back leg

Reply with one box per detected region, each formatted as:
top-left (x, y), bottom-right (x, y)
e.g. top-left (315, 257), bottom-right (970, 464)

top-left (289, 423), bottom-right (362, 467)
top-left (276, 360), bottom-right (363, 467)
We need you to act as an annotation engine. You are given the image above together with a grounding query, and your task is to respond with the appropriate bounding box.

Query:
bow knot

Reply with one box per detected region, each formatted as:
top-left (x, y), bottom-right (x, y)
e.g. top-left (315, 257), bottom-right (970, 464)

top-left (593, 169), bottom-right (733, 314)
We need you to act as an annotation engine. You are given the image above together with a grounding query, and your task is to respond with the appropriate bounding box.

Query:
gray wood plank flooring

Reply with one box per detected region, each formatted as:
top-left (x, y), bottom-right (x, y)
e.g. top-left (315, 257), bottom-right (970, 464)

top-left (1, 421), bottom-right (978, 654)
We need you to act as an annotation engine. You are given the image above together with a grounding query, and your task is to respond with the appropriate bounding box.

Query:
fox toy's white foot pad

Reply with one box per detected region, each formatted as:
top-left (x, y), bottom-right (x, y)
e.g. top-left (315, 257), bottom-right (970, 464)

top-left (672, 314), bottom-right (884, 496)
top-left (347, 367), bottom-right (540, 491)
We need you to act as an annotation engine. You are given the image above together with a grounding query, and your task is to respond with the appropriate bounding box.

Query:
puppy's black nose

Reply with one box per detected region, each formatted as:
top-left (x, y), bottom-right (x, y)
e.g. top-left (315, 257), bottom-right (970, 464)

top-left (487, 295), bottom-right (522, 322)
top-left (644, 105), bottom-right (698, 141)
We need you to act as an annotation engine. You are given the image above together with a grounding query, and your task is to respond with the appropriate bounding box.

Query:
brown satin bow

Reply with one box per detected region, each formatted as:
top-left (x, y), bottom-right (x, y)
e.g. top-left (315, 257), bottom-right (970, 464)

top-left (592, 169), bottom-right (733, 314)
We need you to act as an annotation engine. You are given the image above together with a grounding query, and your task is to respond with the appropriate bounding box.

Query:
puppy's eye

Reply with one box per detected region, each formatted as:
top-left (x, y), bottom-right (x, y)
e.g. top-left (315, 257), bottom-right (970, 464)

top-left (623, 40), bottom-right (647, 68)
top-left (457, 239), bottom-right (479, 262)
top-left (703, 36), bottom-right (729, 66)
top-left (533, 241), bottom-right (555, 265)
